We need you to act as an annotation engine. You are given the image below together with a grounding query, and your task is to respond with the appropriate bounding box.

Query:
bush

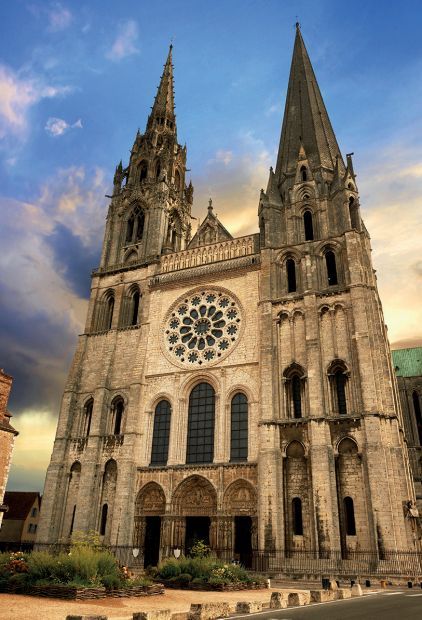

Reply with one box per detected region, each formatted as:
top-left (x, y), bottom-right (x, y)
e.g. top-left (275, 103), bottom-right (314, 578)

top-left (178, 573), bottom-right (193, 584)
top-left (102, 573), bottom-right (122, 590)
top-left (157, 557), bottom-right (181, 579)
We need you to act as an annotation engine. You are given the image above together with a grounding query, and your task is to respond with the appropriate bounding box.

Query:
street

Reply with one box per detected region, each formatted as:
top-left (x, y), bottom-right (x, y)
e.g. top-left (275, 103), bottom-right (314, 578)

top-left (232, 591), bottom-right (422, 620)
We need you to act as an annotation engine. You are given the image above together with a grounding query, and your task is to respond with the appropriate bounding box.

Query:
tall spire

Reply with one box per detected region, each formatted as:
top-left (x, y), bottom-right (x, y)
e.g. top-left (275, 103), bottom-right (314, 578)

top-left (147, 44), bottom-right (176, 133)
top-left (275, 24), bottom-right (344, 180)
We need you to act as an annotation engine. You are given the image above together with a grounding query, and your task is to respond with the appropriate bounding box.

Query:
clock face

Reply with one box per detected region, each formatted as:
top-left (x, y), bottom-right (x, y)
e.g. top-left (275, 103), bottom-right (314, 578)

top-left (163, 288), bottom-right (243, 367)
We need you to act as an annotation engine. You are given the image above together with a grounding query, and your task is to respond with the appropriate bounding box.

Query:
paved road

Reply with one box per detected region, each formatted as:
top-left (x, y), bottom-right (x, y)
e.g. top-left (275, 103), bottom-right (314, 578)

top-left (233, 591), bottom-right (422, 620)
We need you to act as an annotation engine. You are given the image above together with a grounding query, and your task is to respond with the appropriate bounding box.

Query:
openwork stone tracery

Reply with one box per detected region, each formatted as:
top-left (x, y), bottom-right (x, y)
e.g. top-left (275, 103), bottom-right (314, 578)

top-left (163, 288), bottom-right (242, 366)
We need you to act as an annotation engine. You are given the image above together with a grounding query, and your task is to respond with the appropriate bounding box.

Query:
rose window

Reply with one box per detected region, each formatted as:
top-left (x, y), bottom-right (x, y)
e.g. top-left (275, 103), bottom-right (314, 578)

top-left (164, 289), bottom-right (242, 366)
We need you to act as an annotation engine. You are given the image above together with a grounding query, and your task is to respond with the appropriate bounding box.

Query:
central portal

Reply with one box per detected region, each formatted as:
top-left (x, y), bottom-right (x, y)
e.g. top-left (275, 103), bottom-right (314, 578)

top-left (185, 516), bottom-right (211, 553)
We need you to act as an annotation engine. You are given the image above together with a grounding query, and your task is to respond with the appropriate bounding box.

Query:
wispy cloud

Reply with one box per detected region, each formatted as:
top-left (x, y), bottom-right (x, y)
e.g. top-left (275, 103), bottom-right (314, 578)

top-left (47, 2), bottom-right (72, 32)
top-left (0, 63), bottom-right (71, 139)
top-left (45, 116), bottom-right (82, 136)
top-left (106, 19), bottom-right (139, 61)
top-left (212, 149), bottom-right (233, 166)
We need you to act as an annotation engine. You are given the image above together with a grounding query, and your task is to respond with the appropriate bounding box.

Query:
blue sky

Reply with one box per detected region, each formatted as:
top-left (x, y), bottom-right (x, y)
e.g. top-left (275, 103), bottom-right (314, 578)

top-left (1, 0), bottom-right (421, 492)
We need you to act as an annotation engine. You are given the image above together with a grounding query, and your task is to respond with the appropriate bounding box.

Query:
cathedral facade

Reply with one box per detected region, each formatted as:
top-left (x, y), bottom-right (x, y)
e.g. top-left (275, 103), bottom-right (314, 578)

top-left (38, 26), bottom-right (418, 566)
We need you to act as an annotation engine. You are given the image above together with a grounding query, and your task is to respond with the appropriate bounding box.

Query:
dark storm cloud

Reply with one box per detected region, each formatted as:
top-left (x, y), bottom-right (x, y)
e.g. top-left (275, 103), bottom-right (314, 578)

top-left (46, 223), bottom-right (101, 299)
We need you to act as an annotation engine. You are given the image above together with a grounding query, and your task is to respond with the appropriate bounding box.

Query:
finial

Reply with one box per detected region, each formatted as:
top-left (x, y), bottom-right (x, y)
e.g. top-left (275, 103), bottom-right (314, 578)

top-left (295, 20), bottom-right (300, 30)
top-left (208, 198), bottom-right (213, 212)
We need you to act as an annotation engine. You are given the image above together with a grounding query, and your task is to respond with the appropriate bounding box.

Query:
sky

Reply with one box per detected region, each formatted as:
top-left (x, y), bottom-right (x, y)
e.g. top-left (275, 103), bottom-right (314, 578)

top-left (1, 0), bottom-right (421, 493)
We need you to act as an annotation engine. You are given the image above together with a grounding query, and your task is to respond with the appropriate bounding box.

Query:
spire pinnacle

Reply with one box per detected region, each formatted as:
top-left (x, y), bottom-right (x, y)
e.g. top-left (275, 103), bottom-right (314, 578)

top-left (147, 45), bottom-right (176, 134)
top-left (275, 26), bottom-right (344, 179)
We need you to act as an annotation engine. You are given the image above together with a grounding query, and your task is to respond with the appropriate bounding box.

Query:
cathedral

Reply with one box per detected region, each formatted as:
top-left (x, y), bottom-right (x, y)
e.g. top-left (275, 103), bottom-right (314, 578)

top-left (37, 25), bottom-right (418, 568)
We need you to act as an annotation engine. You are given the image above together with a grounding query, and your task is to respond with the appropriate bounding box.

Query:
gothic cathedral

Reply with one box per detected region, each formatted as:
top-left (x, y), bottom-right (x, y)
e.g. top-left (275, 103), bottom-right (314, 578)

top-left (38, 26), bottom-right (417, 566)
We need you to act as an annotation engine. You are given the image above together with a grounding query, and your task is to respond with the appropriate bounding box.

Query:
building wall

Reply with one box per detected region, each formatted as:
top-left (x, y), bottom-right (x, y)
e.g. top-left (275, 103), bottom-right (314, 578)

top-left (0, 370), bottom-right (17, 530)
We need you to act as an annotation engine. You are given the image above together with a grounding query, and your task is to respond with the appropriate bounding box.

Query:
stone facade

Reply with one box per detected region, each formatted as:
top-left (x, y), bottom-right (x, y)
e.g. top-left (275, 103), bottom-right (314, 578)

top-left (38, 27), bottom-right (418, 562)
top-left (0, 369), bottom-right (18, 529)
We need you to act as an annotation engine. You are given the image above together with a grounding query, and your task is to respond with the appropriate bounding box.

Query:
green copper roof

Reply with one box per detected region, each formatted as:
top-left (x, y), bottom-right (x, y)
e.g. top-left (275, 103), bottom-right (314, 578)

top-left (392, 347), bottom-right (422, 377)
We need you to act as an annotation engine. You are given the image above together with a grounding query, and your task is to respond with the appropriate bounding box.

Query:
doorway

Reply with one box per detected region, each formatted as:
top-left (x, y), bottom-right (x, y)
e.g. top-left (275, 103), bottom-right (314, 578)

top-left (185, 516), bottom-right (211, 553)
top-left (143, 516), bottom-right (161, 568)
top-left (234, 516), bottom-right (252, 568)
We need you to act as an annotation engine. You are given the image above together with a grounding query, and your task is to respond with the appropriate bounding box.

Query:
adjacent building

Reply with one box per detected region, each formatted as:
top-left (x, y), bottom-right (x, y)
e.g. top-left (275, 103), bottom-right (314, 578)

top-left (37, 26), bottom-right (419, 566)
top-left (393, 347), bottom-right (422, 512)
top-left (0, 492), bottom-right (41, 550)
top-left (0, 369), bottom-right (18, 529)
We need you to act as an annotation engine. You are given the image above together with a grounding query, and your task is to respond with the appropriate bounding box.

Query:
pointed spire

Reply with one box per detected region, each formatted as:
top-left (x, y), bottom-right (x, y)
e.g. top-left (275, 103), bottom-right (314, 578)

top-left (147, 44), bottom-right (176, 133)
top-left (275, 24), bottom-right (344, 179)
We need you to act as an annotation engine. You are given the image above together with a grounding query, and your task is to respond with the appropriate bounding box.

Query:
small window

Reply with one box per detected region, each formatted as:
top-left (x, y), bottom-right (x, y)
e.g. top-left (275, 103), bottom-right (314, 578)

top-left (100, 504), bottom-right (108, 536)
top-left (286, 259), bottom-right (297, 293)
top-left (412, 391), bottom-right (422, 444)
top-left (31, 507), bottom-right (37, 517)
top-left (112, 398), bottom-right (124, 435)
top-left (304, 210), bottom-right (314, 241)
top-left (325, 251), bottom-right (338, 286)
top-left (300, 166), bottom-right (307, 182)
top-left (106, 297), bottom-right (114, 330)
top-left (155, 160), bottom-right (161, 179)
top-left (131, 291), bottom-right (140, 326)
top-left (230, 393), bottom-right (248, 462)
top-left (139, 161), bottom-right (148, 182)
top-left (84, 399), bottom-right (93, 437)
top-left (335, 370), bottom-right (347, 415)
top-left (344, 496), bottom-right (356, 535)
top-left (292, 375), bottom-right (302, 418)
top-left (292, 497), bottom-right (303, 535)
top-left (126, 215), bottom-right (134, 243)
top-left (69, 505), bottom-right (76, 535)
top-left (150, 400), bottom-right (171, 466)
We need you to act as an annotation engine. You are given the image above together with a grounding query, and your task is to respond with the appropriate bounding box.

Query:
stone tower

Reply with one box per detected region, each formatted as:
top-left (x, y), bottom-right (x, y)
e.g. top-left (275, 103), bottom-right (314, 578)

top-left (38, 29), bottom-right (418, 568)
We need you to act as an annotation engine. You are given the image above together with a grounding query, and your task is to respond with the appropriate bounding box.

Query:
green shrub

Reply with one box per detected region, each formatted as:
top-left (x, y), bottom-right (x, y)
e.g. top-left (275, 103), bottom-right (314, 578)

top-left (189, 540), bottom-right (210, 558)
top-left (101, 573), bottom-right (122, 590)
top-left (178, 573), bottom-right (193, 584)
top-left (157, 557), bottom-right (181, 579)
top-left (8, 572), bottom-right (31, 593)
top-left (191, 577), bottom-right (206, 585)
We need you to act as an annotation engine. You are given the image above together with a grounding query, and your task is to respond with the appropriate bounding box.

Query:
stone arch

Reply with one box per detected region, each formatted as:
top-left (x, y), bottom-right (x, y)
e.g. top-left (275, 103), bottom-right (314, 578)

top-left (337, 436), bottom-right (359, 455)
top-left (285, 440), bottom-right (306, 458)
top-left (172, 475), bottom-right (217, 516)
top-left (223, 479), bottom-right (257, 516)
top-left (135, 482), bottom-right (166, 516)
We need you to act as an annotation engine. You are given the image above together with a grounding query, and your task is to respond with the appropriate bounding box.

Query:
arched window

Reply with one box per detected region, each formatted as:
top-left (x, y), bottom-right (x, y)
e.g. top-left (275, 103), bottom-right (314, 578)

top-left (292, 375), bottom-right (302, 418)
top-left (335, 370), bottom-right (347, 415)
top-left (126, 206), bottom-right (145, 244)
top-left (131, 290), bottom-right (140, 326)
top-left (100, 503), bottom-right (108, 536)
top-left (150, 400), bottom-right (171, 466)
top-left (135, 210), bottom-right (145, 241)
top-left (139, 161), bottom-right (148, 182)
top-left (174, 169), bottom-right (181, 191)
top-left (349, 197), bottom-right (360, 229)
top-left (412, 391), bottom-right (422, 444)
top-left (284, 364), bottom-right (305, 419)
top-left (300, 166), bottom-right (307, 182)
top-left (292, 497), bottom-right (303, 535)
top-left (344, 496), bottom-right (356, 535)
top-left (112, 398), bottom-right (124, 435)
top-left (105, 296), bottom-right (114, 330)
top-left (186, 383), bottom-right (215, 464)
top-left (83, 399), bottom-right (93, 437)
top-left (286, 259), bottom-right (297, 293)
top-left (303, 210), bottom-right (314, 241)
top-left (230, 393), bottom-right (248, 462)
top-left (69, 505), bottom-right (76, 535)
top-left (325, 250), bottom-right (338, 286)
top-left (155, 160), bottom-right (161, 179)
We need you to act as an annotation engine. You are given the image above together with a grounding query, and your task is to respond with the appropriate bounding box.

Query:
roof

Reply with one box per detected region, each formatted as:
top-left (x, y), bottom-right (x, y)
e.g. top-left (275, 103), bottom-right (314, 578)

top-left (3, 491), bottom-right (40, 520)
top-left (275, 23), bottom-right (344, 179)
top-left (392, 347), bottom-right (422, 377)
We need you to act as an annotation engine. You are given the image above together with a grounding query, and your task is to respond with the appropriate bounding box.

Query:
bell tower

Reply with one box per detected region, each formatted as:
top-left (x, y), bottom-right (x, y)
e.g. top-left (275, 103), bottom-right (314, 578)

top-left (99, 45), bottom-right (193, 270)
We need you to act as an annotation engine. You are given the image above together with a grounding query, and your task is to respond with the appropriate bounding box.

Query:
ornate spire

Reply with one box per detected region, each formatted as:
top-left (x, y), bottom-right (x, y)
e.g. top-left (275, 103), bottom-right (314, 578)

top-left (147, 44), bottom-right (176, 134)
top-left (275, 24), bottom-right (344, 179)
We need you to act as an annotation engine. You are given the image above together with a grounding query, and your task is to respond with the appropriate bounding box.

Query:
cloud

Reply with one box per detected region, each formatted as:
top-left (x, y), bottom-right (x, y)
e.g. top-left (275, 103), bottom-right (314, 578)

top-left (47, 3), bottom-right (72, 32)
top-left (0, 63), bottom-right (71, 139)
top-left (7, 410), bottom-right (57, 492)
top-left (45, 116), bottom-right (82, 136)
top-left (106, 19), bottom-right (139, 61)
top-left (212, 150), bottom-right (233, 166)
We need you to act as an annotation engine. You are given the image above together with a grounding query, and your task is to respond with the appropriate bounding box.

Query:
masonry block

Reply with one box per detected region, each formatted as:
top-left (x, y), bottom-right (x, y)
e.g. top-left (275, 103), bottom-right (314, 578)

top-left (270, 591), bottom-right (287, 609)
top-left (188, 603), bottom-right (230, 620)
top-left (235, 601), bottom-right (263, 613)
top-left (134, 611), bottom-right (171, 620)
top-left (287, 591), bottom-right (311, 606)
top-left (351, 584), bottom-right (363, 597)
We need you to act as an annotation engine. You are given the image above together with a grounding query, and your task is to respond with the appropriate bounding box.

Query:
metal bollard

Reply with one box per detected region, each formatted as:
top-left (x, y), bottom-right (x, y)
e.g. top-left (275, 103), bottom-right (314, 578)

top-left (365, 579), bottom-right (371, 588)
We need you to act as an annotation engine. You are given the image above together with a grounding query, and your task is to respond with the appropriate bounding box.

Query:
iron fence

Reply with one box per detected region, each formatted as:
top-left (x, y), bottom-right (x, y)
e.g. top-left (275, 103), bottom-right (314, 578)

top-left (4, 543), bottom-right (422, 578)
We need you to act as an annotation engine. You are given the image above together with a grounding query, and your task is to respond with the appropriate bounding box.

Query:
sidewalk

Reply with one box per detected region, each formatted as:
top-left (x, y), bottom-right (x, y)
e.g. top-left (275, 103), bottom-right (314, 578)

top-left (0, 587), bottom-right (294, 620)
